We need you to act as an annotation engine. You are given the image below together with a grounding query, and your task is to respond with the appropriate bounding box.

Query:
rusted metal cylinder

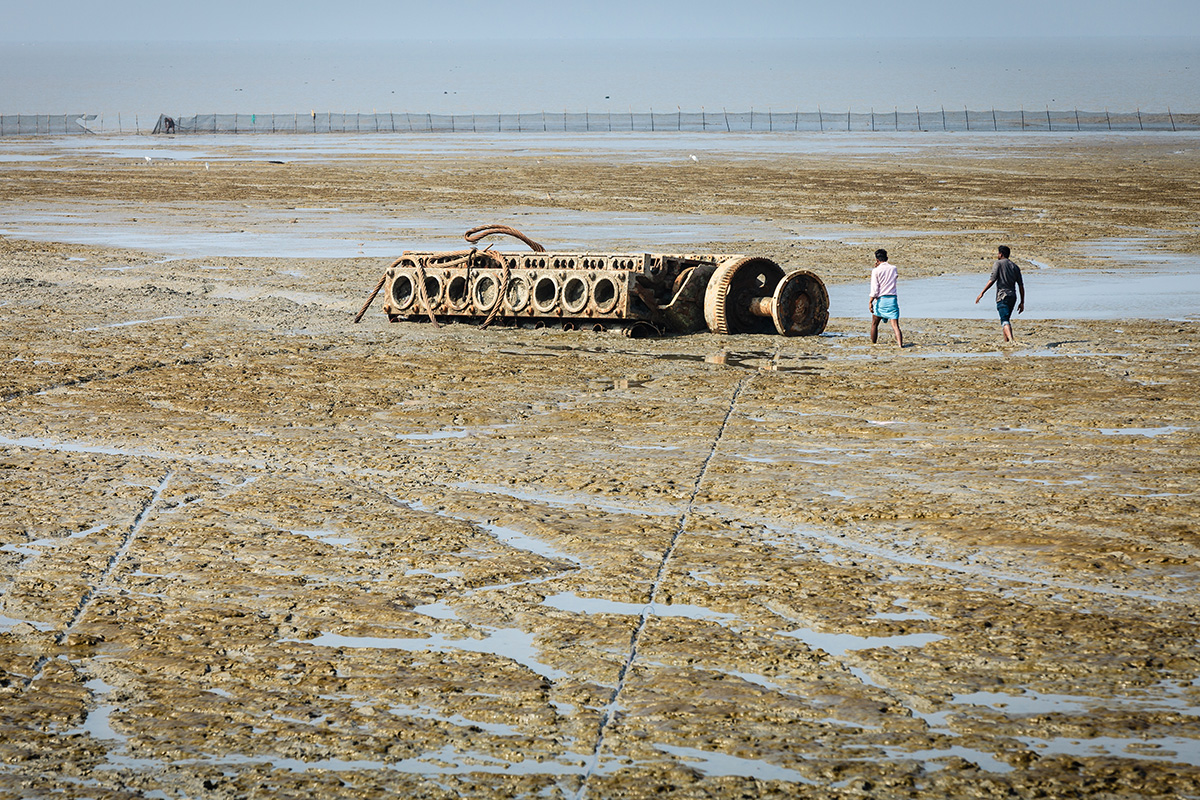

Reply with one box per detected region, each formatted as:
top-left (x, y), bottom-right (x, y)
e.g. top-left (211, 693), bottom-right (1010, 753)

top-left (747, 297), bottom-right (773, 317)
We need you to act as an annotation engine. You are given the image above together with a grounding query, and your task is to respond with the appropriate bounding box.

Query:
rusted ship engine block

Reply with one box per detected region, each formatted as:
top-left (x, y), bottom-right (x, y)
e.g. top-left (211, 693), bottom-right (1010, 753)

top-left (360, 225), bottom-right (829, 337)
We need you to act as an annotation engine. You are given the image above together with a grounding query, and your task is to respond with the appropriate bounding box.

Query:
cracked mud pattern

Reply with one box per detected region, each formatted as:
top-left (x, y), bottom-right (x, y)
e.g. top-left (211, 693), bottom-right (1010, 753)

top-left (0, 134), bottom-right (1198, 798)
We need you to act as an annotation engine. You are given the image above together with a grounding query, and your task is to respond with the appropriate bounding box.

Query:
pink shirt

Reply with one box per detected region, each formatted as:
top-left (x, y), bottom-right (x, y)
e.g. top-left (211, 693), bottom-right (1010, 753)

top-left (870, 261), bottom-right (898, 298)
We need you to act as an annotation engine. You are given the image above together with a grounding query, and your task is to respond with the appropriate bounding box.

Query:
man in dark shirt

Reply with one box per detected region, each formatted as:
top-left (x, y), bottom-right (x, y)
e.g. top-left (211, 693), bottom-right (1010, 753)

top-left (975, 245), bottom-right (1025, 342)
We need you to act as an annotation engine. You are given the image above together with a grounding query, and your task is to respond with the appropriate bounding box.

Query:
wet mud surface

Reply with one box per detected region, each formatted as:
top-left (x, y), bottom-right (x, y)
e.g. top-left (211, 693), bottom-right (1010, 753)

top-left (1, 135), bottom-right (1198, 798)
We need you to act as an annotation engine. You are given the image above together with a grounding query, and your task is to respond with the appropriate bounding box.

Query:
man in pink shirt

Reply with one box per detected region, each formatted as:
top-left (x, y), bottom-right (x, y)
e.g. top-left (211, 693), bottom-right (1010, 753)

top-left (869, 249), bottom-right (904, 348)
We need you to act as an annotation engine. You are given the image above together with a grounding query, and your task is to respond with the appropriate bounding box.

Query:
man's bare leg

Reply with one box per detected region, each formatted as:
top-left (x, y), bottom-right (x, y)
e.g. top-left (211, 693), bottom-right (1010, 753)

top-left (890, 319), bottom-right (904, 348)
top-left (870, 316), bottom-right (881, 344)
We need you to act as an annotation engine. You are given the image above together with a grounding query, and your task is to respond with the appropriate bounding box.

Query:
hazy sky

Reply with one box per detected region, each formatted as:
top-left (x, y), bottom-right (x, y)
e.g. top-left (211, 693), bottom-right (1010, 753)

top-left (5, 0), bottom-right (1200, 41)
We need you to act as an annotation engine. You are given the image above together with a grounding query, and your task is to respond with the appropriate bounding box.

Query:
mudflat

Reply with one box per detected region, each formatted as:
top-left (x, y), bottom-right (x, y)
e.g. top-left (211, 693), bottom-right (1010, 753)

top-left (1, 133), bottom-right (1198, 798)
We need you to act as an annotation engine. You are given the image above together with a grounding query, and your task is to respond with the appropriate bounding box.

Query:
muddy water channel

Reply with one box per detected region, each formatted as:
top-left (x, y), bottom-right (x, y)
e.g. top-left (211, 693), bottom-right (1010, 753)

top-left (2, 135), bottom-right (1200, 798)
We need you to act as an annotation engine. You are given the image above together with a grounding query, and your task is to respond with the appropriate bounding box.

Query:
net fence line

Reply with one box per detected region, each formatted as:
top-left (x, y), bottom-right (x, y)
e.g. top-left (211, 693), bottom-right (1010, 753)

top-left (2, 109), bottom-right (1198, 136)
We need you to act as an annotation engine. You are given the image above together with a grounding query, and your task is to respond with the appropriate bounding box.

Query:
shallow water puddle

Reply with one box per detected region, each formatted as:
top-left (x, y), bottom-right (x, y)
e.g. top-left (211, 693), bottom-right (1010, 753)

top-left (846, 744), bottom-right (1014, 774)
top-left (827, 260), bottom-right (1200, 321)
top-left (777, 626), bottom-right (946, 656)
top-left (1099, 425), bottom-right (1188, 437)
top-left (395, 428), bottom-right (470, 441)
top-left (412, 600), bottom-right (459, 620)
top-left (1018, 735), bottom-right (1200, 767)
top-left (291, 528), bottom-right (356, 548)
top-left (0, 613), bottom-right (55, 633)
top-left (65, 677), bottom-right (123, 741)
top-left (955, 684), bottom-right (1200, 720)
top-left (0, 201), bottom-right (793, 258)
top-left (403, 497), bottom-right (581, 564)
top-left (541, 591), bottom-right (739, 623)
top-left (456, 481), bottom-right (684, 518)
top-left (292, 629), bottom-right (570, 682)
top-left (652, 744), bottom-right (821, 784)
top-left (384, 705), bottom-right (523, 737)
top-left (849, 664), bottom-right (1200, 770)
top-left (0, 523), bottom-right (108, 558)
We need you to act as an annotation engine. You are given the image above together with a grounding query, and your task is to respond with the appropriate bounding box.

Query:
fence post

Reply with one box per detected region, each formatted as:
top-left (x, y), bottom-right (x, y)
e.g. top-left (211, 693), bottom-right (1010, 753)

top-left (847, 109), bottom-right (850, 131)
top-left (1106, 109), bottom-right (1111, 131)
top-left (1020, 109), bottom-right (1025, 130)
top-left (1137, 108), bottom-right (1142, 130)
top-left (941, 106), bottom-right (946, 131)
top-left (1075, 108), bottom-right (1080, 131)
top-left (723, 108), bottom-right (729, 132)
top-left (894, 107), bottom-right (898, 131)
top-left (993, 108), bottom-right (997, 131)
top-left (818, 107), bottom-right (823, 132)
top-left (1169, 107), bottom-right (1176, 131)
top-left (916, 106), bottom-right (921, 130)
top-left (964, 107), bottom-right (969, 131)
top-left (870, 108), bottom-right (875, 131)
top-left (650, 108), bottom-right (654, 132)
top-left (1046, 107), bottom-right (1052, 132)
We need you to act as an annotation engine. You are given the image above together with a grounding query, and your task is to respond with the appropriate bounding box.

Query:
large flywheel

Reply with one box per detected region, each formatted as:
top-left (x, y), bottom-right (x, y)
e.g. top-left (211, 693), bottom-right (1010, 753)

top-left (704, 257), bottom-right (785, 335)
top-left (703, 257), bottom-right (829, 336)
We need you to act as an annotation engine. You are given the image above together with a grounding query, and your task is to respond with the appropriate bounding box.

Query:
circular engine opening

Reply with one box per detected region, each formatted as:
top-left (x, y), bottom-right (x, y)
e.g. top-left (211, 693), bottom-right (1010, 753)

top-left (473, 274), bottom-right (499, 310)
top-left (390, 273), bottom-right (415, 311)
top-left (532, 275), bottom-right (559, 313)
top-left (562, 276), bottom-right (589, 313)
top-left (592, 276), bottom-right (619, 313)
top-left (505, 275), bottom-right (531, 312)
top-left (422, 275), bottom-right (442, 306)
top-left (446, 275), bottom-right (470, 311)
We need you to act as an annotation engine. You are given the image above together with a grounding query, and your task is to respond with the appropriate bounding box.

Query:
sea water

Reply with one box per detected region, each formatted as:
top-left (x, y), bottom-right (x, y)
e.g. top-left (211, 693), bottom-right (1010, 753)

top-left (1, 37), bottom-right (1197, 120)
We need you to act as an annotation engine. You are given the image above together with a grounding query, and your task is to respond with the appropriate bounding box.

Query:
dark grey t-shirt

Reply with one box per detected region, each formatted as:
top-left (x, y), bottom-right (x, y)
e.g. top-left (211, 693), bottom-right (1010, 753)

top-left (990, 258), bottom-right (1023, 304)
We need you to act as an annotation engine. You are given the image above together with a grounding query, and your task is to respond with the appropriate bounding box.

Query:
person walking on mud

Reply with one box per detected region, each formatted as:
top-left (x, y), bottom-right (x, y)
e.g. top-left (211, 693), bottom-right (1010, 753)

top-left (868, 249), bottom-right (904, 348)
top-left (975, 245), bottom-right (1025, 341)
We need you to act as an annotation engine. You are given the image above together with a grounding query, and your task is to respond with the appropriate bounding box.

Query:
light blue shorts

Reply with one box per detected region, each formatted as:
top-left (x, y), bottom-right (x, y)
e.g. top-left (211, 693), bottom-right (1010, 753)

top-left (873, 295), bottom-right (899, 320)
